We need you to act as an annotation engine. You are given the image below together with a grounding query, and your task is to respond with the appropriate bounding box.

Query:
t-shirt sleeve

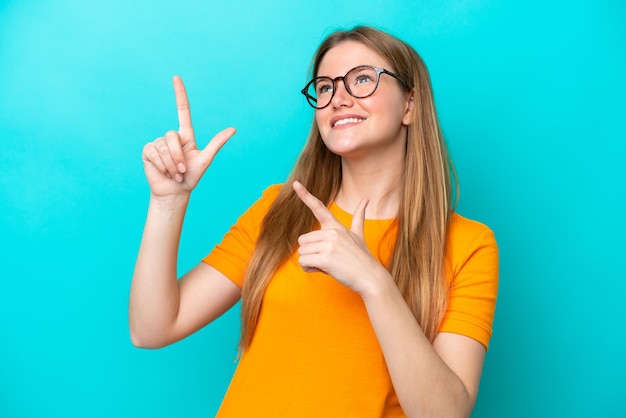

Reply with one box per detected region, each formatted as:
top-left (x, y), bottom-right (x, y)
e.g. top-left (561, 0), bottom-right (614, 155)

top-left (439, 218), bottom-right (499, 350)
top-left (202, 185), bottom-right (282, 288)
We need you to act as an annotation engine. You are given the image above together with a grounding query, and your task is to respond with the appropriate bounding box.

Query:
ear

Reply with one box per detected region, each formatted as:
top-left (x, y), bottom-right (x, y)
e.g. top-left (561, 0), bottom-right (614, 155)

top-left (401, 90), bottom-right (415, 126)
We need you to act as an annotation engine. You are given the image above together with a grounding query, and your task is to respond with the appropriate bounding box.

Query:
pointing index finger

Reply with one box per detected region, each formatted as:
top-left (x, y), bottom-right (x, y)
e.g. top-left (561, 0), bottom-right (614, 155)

top-left (293, 181), bottom-right (339, 229)
top-left (349, 198), bottom-right (369, 239)
top-left (173, 75), bottom-right (195, 142)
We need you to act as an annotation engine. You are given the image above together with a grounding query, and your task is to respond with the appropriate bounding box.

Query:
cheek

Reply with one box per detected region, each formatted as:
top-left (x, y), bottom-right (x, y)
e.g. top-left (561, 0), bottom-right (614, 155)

top-left (314, 111), bottom-right (322, 127)
top-left (381, 97), bottom-right (410, 126)
top-left (314, 110), bottom-right (330, 135)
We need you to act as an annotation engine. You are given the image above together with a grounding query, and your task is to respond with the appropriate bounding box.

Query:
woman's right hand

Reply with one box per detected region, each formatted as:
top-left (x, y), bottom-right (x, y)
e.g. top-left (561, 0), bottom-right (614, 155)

top-left (142, 75), bottom-right (236, 198)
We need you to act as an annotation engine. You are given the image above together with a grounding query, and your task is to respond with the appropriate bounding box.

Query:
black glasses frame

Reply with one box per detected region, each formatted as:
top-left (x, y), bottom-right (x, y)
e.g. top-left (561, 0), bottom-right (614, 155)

top-left (301, 65), bottom-right (410, 109)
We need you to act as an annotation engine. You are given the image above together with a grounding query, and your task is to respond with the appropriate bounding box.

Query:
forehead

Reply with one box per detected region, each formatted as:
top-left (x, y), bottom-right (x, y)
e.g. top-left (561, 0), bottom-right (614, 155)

top-left (317, 41), bottom-right (391, 77)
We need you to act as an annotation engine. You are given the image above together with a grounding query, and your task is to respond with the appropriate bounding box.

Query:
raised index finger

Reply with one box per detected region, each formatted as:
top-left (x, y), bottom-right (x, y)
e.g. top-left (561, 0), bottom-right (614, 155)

top-left (293, 181), bottom-right (340, 229)
top-left (172, 75), bottom-right (195, 142)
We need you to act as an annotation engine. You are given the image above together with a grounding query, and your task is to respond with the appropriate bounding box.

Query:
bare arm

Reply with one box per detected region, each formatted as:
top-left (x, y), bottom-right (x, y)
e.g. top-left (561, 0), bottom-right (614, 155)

top-left (129, 76), bottom-right (238, 348)
top-left (361, 276), bottom-right (485, 417)
top-left (129, 197), bottom-right (241, 348)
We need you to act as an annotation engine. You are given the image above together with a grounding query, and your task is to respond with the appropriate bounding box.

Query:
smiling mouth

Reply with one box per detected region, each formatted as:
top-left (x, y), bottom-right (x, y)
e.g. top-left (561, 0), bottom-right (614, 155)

top-left (332, 117), bottom-right (365, 128)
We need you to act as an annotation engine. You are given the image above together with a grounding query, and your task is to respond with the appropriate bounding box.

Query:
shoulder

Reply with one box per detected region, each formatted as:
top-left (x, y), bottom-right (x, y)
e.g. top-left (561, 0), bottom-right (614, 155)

top-left (247, 184), bottom-right (284, 217)
top-left (259, 184), bottom-right (283, 204)
top-left (216, 184), bottom-right (285, 238)
top-left (445, 213), bottom-right (498, 276)
top-left (447, 213), bottom-right (496, 249)
top-left (448, 212), bottom-right (494, 238)
top-left (202, 184), bottom-right (285, 286)
top-left (262, 183), bottom-right (283, 198)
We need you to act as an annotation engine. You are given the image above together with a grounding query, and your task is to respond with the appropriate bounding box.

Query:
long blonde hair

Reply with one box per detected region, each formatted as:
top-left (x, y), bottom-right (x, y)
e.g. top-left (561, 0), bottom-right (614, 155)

top-left (240, 26), bottom-right (457, 350)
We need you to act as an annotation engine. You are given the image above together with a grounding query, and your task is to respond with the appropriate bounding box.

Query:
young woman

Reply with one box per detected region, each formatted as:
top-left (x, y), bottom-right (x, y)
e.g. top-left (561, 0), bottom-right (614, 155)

top-left (130, 26), bottom-right (498, 417)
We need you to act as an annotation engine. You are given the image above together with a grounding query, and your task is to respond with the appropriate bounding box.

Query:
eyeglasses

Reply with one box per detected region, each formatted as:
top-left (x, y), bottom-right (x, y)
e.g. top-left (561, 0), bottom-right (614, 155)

top-left (301, 65), bottom-right (409, 109)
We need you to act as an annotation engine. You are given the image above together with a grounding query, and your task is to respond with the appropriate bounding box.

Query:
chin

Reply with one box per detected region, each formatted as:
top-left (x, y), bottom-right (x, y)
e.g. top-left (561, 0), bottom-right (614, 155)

top-left (327, 145), bottom-right (369, 160)
top-left (323, 141), bottom-right (359, 157)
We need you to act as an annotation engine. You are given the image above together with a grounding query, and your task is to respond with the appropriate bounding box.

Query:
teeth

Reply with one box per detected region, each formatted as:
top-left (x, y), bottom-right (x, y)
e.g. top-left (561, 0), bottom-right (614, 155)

top-left (334, 118), bottom-right (363, 127)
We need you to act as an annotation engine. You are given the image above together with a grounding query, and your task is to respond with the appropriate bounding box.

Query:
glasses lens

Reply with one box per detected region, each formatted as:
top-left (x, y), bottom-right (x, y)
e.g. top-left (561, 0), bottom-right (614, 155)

top-left (305, 77), bottom-right (333, 109)
top-left (346, 66), bottom-right (378, 98)
top-left (303, 66), bottom-right (381, 108)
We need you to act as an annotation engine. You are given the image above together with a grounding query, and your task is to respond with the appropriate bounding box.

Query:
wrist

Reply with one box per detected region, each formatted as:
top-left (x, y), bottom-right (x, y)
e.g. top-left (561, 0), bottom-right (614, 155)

top-left (358, 263), bottom-right (396, 301)
top-left (148, 193), bottom-right (190, 213)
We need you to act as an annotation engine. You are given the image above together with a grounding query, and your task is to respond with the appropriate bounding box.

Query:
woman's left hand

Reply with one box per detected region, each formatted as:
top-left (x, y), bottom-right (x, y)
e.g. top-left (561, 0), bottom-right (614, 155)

top-left (292, 181), bottom-right (388, 295)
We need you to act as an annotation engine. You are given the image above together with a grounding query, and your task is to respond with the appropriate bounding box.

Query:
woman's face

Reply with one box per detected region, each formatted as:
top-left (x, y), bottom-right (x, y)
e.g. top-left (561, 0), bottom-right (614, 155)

top-left (314, 41), bottom-right (413, 161)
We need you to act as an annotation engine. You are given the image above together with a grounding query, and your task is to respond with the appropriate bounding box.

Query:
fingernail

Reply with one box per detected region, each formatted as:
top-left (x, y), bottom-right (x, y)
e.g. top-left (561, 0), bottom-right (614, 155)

top-left (177, 163), bottom-right (186, 173)
top-left (175, 174), bottom-right (183, 182)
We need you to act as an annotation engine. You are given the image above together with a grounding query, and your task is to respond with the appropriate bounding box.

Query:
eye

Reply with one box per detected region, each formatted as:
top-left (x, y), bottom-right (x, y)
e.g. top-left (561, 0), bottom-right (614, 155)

top-left (315, 80), bottom-right (333, 95)
top-left (354, 72), bottom-right (374, 84)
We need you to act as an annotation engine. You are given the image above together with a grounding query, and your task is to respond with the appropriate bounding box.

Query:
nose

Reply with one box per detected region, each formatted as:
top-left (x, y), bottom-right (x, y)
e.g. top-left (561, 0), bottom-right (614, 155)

top-left (330, 77), bottom-right (354, 108)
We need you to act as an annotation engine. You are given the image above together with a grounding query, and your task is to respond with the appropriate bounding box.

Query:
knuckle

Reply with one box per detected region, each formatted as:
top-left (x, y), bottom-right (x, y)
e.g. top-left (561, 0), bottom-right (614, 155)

top-left (156, 140), bottom-right (169, 153)
top-left (142, 143), bottom-right (153, 156)
top-left (170, 147), bottom-right (183, 160)
top-left (143, 137), bottom-right (161, 152)
top-left (142, 147), bottom-right (159, 163)
top-left (150, 149), bottom-right (161, 162)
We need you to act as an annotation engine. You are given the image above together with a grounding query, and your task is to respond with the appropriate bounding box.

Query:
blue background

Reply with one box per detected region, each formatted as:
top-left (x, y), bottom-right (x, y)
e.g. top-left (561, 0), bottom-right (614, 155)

top-left (1, 0), bottom-right (624, 417)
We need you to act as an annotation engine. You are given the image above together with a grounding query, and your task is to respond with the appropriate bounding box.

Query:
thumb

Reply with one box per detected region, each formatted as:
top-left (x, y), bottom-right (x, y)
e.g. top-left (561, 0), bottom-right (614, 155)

top-left (349, 198), bottom-right (369, 238)
top-left (198, 127), bottom-right (236, 169)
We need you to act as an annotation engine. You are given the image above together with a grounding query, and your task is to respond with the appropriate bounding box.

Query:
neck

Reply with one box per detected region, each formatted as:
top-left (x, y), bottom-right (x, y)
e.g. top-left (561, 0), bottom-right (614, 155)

top-left (335, 154), bottom-right (405, 220)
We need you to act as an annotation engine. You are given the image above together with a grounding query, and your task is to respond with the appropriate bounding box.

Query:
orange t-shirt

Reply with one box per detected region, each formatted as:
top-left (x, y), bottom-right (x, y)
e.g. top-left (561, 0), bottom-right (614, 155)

top-left (203, 185), bottom-right (498, 417)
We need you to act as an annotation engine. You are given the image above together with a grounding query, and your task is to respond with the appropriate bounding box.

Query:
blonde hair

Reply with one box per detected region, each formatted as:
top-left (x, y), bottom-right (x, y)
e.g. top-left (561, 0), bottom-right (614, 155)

top-left (240, 26), bottom-right (457, 350)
